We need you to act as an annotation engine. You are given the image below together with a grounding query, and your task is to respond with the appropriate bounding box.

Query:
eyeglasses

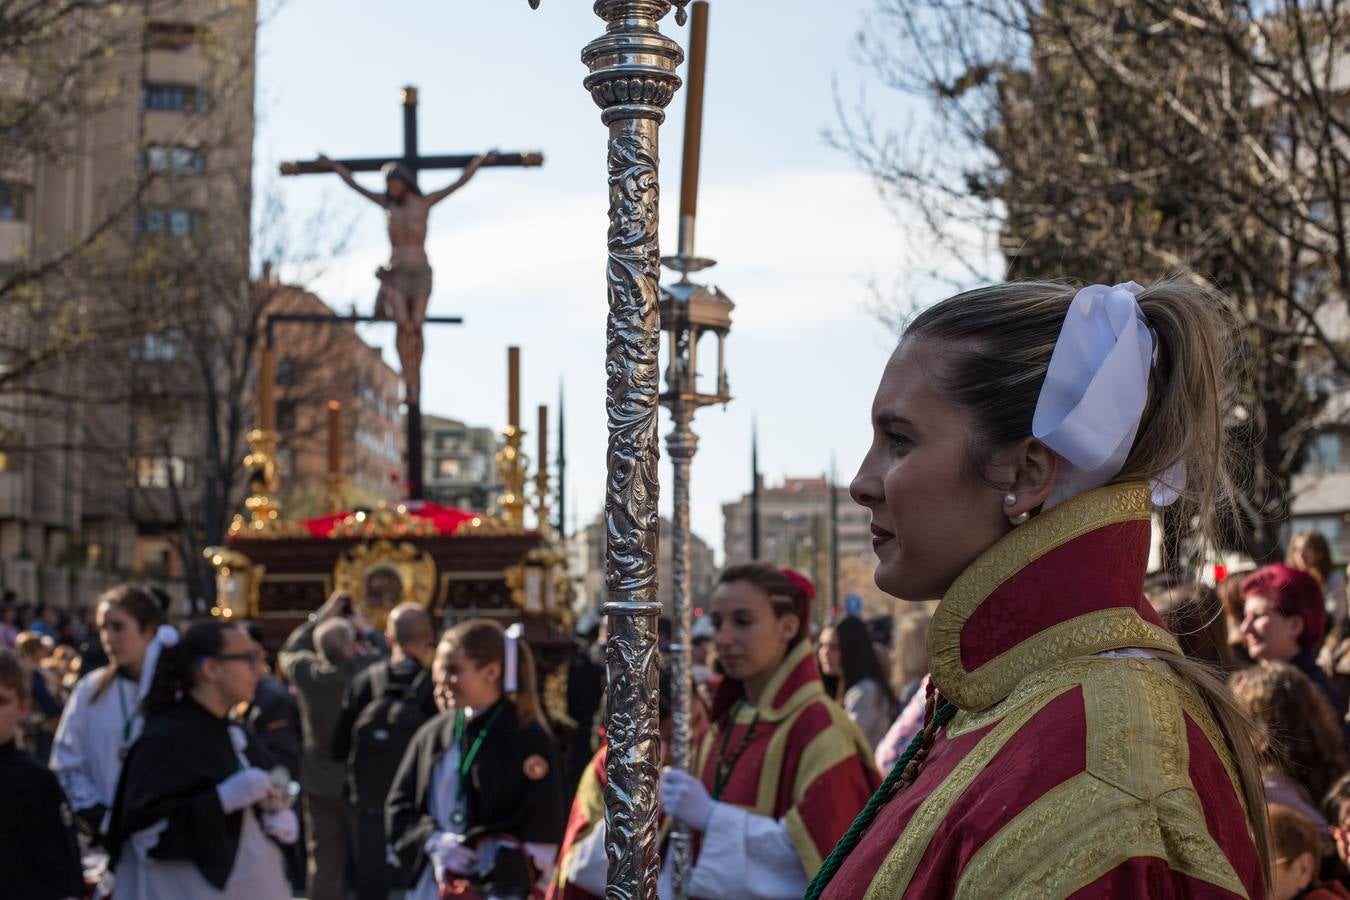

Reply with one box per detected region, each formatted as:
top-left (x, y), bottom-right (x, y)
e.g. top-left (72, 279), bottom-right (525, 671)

top-left (214, 651), bottom-right (264, 668)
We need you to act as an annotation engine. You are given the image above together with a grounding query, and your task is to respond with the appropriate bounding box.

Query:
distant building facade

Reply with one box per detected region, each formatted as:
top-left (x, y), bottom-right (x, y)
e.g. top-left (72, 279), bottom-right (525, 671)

top-left (265, 281), bottom-right (404, 514)
top-left (422, 415), bottom-right (502, 512)
top-left (0, 2), bottom-right (257, 608)
top-left (571, 513), bottom-right (717, 617)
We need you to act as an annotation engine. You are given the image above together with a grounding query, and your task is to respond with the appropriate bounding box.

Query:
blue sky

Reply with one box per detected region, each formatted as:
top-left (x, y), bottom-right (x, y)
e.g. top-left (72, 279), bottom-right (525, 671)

top-left (254, 0), bottom-right (989, 559)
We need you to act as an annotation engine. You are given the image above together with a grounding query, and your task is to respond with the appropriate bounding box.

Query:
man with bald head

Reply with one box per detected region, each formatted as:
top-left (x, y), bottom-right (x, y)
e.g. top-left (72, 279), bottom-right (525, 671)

top-left (332, 601), bottom-right (438, 900)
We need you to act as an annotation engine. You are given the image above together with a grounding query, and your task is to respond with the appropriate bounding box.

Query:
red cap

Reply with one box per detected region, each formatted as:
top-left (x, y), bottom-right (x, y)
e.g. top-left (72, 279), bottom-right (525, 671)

top-left (1239, 563), bottom-right (1326, 653)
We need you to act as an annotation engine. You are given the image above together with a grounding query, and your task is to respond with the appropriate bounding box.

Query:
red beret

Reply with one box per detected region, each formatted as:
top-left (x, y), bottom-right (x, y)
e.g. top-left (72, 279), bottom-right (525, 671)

top-left (1239, 563), bottom-right (1326, 653)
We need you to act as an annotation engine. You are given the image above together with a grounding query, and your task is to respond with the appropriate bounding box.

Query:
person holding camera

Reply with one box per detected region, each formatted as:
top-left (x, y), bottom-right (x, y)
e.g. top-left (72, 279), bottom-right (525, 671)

top-left (279, 591), bottom-right (377, 900)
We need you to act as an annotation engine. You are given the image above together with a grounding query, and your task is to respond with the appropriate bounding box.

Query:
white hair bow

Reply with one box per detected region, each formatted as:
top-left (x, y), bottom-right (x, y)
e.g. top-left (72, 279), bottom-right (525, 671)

top-left (1032, 282), bottom-right (1185, 509)
top-left (503, 623), bottom-right (523, 693)
top-left (136, 624), bottom-right (181, 702)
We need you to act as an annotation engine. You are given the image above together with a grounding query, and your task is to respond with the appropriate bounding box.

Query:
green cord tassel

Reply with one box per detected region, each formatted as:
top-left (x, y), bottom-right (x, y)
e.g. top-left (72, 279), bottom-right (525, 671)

top-left (803, 700), bottom-right (957, 900)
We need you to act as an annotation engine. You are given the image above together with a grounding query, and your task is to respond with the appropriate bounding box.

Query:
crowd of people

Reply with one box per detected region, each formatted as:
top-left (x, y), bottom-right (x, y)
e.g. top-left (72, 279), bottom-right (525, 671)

top-left (18, 278), bottom-right (1350, 898)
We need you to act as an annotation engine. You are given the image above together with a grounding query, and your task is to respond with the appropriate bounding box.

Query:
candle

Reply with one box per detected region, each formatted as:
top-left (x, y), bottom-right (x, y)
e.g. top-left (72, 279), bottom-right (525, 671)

top-left (327, 400), bottom-right (342, 475)
top-left (508, 346), bottom-right (521, 429)
top-left (259, 348), bottom-right (276, 432)
top-left (538, 405), bottom-right (548, 471)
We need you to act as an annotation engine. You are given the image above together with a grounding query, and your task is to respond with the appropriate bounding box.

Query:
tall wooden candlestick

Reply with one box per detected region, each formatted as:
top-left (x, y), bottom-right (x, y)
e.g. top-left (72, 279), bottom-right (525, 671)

top-left (508, 346), bottom-right (521, 429)
top-left (327, 401), bottom-right (342, 475)
top-left (537, 404), bottom-right (548, 468)
top-left (259, 347), bottom-right (276, 432)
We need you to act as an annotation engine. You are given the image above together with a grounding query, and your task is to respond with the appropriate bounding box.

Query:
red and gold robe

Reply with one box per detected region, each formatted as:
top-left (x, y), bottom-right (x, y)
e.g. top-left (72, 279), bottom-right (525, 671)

top-left (822, 482), bottom-right (1264, 899)
top-left (693, 639), bottom-right (880, 879)
top-left (546, 746), bottom-right (606, 900)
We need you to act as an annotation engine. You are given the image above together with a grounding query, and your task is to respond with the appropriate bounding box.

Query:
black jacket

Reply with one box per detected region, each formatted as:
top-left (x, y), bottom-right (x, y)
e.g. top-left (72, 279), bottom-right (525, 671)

top-left (0, 740), bottom-right (84, 900)
top-left (385, 700), bottom-right (565, 888)
top-left (331, 656), bottom-right (436, 763)
top-left (107, 698), bottom-right (276, 890)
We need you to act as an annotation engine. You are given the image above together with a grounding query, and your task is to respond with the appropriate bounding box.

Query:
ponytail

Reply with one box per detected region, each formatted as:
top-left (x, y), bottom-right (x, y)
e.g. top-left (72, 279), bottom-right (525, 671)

top-left (140, 620), bottom-right (228, 719)
top-left (441, 619), bottom-right (550, 733)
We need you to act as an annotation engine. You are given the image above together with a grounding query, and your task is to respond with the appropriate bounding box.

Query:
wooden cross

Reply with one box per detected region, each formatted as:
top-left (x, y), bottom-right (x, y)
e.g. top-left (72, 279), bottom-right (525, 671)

top-left (278, 85), bottom-right (543, 184)
top-left (277, 86), bottom-right (544, 502)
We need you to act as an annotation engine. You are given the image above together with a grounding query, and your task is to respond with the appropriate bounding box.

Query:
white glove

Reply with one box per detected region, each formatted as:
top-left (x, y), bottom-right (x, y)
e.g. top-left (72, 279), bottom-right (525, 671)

top-left (424, 831), bottom-right (478, 880)
top-left (262, 807), bottom-right (299, 844)
top-left (659, 767), bottom-right (715, 832)
top-left (216, 768), bottom-right (271, 814)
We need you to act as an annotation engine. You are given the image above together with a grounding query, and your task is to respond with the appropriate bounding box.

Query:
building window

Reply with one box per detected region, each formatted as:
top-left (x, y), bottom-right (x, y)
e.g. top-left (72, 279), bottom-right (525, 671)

top-left (140, 332), bottom-right (179, 361)
top-left (145, 22), bottom-right (198, 52)
top-left (143, 83), bottom-right (206, 114)
top-left (276, 401), bottom-right (296, 432)
top-left (134, 456), bottom-right (188, 488)
top-left (275, 356), bottom-right (297, 387)
top-left (1310, 432), bottom-right (1344, 475)
top-left (137, 207), bottom-right (203, 237)
top-left (140, 144), bottom-right (204, 175)
top-left (0, 182), bottom-right (29, 221)
top-left (437, 458), bottom-right (461, 478)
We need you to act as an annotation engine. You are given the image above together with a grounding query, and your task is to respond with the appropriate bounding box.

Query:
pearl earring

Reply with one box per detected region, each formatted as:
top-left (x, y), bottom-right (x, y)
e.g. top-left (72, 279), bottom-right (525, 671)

top-left (1010, 510), bottom-right (1030, 525)
top-left (1003, 493), bottom-right (1016, 507)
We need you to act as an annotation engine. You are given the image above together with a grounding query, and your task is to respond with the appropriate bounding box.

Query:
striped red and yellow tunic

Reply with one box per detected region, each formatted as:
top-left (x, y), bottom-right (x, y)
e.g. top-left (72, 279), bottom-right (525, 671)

top-left (694, 639), bottom-right (881, 880)
top-left (822, 482), bottom-right (1264, 899)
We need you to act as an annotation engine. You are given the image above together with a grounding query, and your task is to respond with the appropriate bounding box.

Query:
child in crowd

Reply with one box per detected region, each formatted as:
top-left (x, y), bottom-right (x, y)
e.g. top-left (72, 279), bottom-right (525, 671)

top-left (1270, 803), bottom-right (1350, 900)
top-left (0, 648), bottom-right (85, 900)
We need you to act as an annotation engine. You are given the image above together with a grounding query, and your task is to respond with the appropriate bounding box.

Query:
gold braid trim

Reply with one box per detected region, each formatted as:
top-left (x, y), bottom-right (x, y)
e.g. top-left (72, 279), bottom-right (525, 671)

top-left (929, 482), bottom-right (1181, 711)
top-left (861, 681), bottom-right (1078, 899)
top-left (953, 775), bottom-right (1248, 898)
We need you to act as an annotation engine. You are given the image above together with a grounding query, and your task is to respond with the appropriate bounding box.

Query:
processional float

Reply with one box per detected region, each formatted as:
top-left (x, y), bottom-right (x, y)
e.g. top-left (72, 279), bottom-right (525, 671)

top-left (525, 1), bottom-right (715, 897)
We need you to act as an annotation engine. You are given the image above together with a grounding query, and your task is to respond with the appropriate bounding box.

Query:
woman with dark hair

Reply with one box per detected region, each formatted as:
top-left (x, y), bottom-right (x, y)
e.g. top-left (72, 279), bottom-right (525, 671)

top-left (50, 583), bottom-right (166, 845)
top-left (818, 616), bottom-right (898, 749)
top-left (1232, 662), bottom-right (1348, 838)
top-left (656, 563), bottom-right (879, 898)
top-left (107, 619), bottom-right (296, 898)
top-left (809, 280), bottom-right (1267, 899)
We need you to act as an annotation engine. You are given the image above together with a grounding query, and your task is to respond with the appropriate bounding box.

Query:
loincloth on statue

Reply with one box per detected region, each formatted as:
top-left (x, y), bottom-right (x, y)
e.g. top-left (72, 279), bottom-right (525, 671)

top-left (374, 262), bottom-right (432, 320)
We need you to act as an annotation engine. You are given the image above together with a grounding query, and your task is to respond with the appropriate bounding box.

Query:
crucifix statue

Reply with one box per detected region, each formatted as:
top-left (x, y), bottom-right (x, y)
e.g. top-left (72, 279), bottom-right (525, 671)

top-left (313, 149), bottom-right (492, 409)
top-left (279, 85), bottom-right (543, 498)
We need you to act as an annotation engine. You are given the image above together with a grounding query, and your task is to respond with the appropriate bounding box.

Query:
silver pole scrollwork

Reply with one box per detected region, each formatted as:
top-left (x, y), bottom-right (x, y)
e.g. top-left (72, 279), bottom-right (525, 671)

top-left (528, 1), bottom-right (691, 897)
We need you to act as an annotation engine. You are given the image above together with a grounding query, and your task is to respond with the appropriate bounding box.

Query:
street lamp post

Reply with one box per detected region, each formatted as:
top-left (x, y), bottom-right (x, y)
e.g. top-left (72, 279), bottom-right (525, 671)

top-left (656, 5), bottom-right (730, 895)
top-left (526, 2), bottom-right (692, 897)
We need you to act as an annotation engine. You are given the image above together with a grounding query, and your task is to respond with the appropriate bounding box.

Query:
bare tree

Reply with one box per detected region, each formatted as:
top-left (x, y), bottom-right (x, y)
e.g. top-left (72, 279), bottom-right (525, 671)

top-left (838, 0), bottom-right (1350, 563)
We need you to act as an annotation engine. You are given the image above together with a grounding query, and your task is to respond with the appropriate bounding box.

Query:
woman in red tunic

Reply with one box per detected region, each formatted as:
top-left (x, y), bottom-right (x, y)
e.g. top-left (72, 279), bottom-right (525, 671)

top-left (657, 564), bottom-right (879, 898)
top-left (809, 280), bottom-right (1269, 899)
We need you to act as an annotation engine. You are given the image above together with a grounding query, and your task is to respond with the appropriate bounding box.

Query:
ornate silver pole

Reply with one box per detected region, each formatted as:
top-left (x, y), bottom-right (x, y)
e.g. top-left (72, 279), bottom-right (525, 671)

top-left (526, 1), bottom-right (690, 896)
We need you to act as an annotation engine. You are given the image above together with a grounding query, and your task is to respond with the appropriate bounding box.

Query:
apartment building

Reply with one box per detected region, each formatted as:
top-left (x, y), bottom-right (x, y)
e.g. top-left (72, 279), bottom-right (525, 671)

top-left (0, 1), bottom-right (257, 606)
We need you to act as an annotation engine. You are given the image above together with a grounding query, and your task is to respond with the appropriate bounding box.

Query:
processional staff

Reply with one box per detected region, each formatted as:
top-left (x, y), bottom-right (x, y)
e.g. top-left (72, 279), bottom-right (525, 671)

top-left (524, 1), bottom-right (693, 897)
top-left (656, 4), bottom-right (735, 898)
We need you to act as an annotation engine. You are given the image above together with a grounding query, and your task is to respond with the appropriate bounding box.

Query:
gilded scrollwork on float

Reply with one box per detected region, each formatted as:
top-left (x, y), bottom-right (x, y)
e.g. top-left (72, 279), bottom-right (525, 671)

top-left (203, 546), bottom-right (265, 620)
top-left (326, 501), bottom-right (437, 540)
top-left (332, 539), bottom-right (437, 630)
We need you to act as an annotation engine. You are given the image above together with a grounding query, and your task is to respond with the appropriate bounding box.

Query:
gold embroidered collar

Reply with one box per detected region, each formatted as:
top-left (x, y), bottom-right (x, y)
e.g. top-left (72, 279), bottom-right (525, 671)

top-left (928, 482), bottom-right (1181, 712)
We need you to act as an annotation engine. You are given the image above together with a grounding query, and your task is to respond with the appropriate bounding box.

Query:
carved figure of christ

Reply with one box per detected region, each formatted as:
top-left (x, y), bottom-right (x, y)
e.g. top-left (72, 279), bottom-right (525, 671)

top-left (316, 151), bottom-right (494, 408)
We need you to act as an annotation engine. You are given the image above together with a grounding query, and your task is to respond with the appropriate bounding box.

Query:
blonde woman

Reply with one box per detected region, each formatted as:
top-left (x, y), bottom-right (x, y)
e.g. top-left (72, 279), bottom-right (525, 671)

top-left (1288, 530), bottom-right (1348, 624)
top-left (809, 280), bottom-right (1266, 899)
